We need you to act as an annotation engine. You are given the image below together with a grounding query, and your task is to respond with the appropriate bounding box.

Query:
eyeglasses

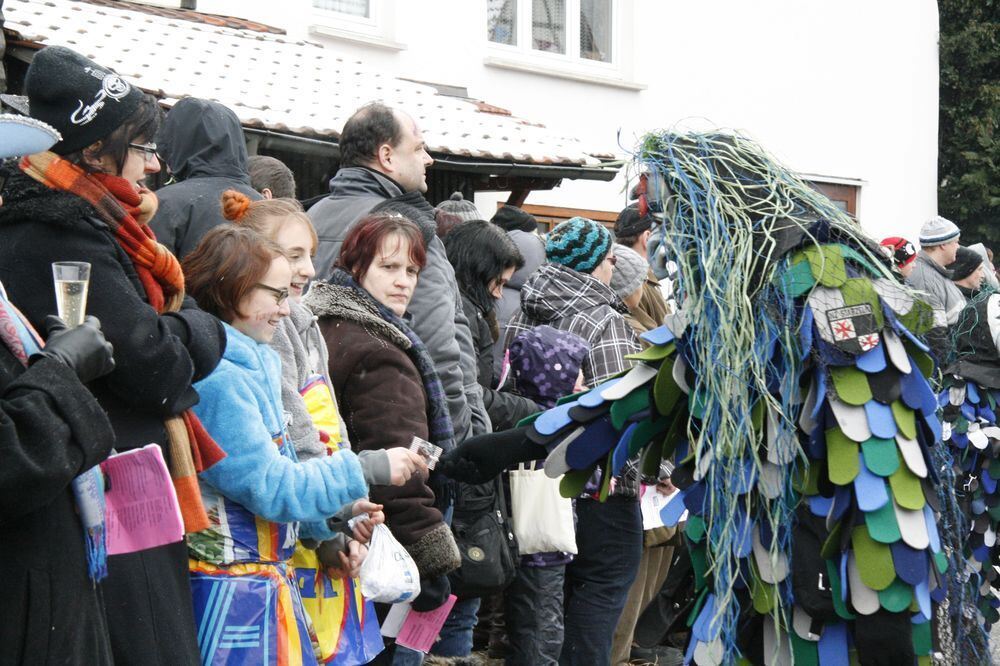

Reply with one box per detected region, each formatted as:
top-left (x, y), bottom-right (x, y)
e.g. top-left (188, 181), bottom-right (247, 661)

top-left (606, 254), bottom-right (617, 266)
top-left (256, 283), bottom-right (289, 305)
top-left (128, 142), bottom-right (158, 162)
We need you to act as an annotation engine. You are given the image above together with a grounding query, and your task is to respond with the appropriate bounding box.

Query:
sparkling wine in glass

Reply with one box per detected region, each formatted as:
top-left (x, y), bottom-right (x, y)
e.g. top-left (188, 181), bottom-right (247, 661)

top-left (52, 262), bottom-right (91, 328)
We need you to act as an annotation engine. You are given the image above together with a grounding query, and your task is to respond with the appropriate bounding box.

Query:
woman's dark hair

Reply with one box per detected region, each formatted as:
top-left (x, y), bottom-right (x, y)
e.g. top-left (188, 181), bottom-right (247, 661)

top-left (443, 219), bottom-right (524, 314)
top-left (63, 93), bottom-right (162, 174)
top-left (338, 102), bottom-right (402, 168)
top-left (183, 224), bottom-right (286, 323)
top-left (337, 212), bottom-right (427, 282)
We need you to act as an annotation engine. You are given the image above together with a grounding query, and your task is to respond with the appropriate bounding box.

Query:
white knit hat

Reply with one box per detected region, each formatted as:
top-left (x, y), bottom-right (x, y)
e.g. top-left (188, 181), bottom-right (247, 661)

top-left (919, 216), bottom-right (960, 247)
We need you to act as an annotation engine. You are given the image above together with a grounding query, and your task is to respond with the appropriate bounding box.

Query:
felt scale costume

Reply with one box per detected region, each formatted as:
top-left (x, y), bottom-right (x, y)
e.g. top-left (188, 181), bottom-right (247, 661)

top-left (934, 290), bottom-right (1000, 663)
top-left (523, 131), bottom-right (955, 664)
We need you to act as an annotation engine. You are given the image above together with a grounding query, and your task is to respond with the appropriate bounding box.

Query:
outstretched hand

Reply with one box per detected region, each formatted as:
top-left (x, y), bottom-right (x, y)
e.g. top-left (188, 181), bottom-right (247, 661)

top-left (437, 426), bottom-right (544, 484)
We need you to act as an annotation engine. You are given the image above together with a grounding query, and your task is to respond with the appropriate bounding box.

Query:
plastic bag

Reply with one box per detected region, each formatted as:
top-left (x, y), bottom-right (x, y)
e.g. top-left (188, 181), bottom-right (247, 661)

top-left (359, 524), bottom-right (421, 604)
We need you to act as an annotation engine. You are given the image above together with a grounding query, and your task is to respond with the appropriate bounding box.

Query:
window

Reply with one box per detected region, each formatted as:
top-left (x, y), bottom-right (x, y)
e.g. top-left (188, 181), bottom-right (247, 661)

top-left (532, 0), bottom-right (565, 54)
top-left (488, 0), bottom-right (615, 64)
top-left (487, 0), bottom-right (517, 45)
top-left (579, 0), bottom-right (611, 62)
top-left (312, 0), bottom-right (371, 17)
top-left (309, 0), bottom-right (404, 51)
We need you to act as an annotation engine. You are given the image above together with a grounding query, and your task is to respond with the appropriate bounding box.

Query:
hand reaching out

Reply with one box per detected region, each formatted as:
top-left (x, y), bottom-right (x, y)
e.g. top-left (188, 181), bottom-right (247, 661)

top-left (385, 447), bottom-right (428, 486)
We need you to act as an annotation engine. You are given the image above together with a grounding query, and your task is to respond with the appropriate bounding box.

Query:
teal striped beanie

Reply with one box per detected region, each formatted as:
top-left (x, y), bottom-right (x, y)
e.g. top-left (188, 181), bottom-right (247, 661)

top-left (545, 216), bottom-right (612, 274)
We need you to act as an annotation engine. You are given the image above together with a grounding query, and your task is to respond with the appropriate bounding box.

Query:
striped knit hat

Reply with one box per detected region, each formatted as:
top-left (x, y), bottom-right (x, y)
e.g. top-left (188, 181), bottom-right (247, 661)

top-left (918, 216), bottom-right (960, 247)
top-left (545, 216), bottom-right (612, 274)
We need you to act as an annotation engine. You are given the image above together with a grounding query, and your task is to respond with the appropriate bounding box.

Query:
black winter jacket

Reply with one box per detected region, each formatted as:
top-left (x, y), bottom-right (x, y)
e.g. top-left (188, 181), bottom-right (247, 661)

top-left (0, 165), bottom-right (226, 665)
top-left (0, 352), bottom-right (115, 665)
top-left (459, 293), bottom-right (540, 430)
top-left (150, 98), bottom-right (261, 258)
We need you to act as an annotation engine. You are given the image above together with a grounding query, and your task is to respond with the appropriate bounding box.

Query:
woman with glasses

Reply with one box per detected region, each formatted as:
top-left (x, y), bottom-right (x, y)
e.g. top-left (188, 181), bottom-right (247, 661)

top-left (219, 189), bottom-right (424, 662)
top-left (0, 46), bottom-right (226, 664)
top-left (181, 225), bottom-right (400, 665)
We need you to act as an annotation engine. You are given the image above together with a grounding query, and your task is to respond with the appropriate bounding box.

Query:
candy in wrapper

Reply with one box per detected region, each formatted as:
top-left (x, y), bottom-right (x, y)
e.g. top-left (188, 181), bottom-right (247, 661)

top-left (409, 436), bottom-right (442, 470)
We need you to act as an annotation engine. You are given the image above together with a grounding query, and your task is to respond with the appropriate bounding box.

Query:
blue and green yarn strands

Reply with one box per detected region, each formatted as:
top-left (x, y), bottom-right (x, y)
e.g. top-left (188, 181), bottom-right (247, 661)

top-left (525, 129), bottom-right (962, 664)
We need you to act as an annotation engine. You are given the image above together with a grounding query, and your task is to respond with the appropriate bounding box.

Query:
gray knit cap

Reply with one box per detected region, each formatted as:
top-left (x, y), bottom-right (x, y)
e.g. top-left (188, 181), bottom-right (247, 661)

top-left (919, 216), bottom-right (961, 247)
top-left (609, 243), bottom-right (647, 299)
top-left (436, 192), bottom-right (482, 223)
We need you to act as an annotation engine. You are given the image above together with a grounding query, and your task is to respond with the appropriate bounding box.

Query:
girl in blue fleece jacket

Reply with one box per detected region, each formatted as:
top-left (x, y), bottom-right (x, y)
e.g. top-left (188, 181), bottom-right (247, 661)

top-left (181, 225), bottom-right (371, 666)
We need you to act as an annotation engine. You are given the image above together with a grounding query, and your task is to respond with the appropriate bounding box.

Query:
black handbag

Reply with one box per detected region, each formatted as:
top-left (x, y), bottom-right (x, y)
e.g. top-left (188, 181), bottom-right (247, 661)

top-left (447, 476), bottom-right (519, 599)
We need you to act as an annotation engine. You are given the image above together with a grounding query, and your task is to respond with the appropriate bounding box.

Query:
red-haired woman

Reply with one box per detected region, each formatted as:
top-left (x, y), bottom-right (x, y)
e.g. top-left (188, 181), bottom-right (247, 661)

top-left (304, 213), bottom-right (461, 627)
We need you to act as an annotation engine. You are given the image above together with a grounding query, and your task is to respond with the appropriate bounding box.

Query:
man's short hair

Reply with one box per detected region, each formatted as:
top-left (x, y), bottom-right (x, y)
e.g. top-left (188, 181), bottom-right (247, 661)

top-left (338, 102), bottom-right (403, 168)
top-left (247, 155), bottom-right (296, 199)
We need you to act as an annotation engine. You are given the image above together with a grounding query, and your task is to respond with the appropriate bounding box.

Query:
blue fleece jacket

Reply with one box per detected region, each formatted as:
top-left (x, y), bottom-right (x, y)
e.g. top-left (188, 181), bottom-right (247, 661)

top-left (193, 323), bottom-right (368, 544)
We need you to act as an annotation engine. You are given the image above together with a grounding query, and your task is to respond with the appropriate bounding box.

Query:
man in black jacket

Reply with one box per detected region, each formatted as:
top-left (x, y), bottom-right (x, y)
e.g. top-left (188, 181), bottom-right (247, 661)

top-left (150, 97), bottom-right (261, 257)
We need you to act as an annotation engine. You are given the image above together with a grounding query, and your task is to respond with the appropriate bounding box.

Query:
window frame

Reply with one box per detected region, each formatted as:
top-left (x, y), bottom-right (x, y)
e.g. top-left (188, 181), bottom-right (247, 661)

top-left (311, 0), bottom-right (381, 35)
top-left (486, 0), bottom-right (620, 73)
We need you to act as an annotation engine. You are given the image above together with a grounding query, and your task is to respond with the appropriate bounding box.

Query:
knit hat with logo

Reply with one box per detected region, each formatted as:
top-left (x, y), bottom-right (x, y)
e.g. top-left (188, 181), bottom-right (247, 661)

top-left (545, 216), bottom-right (612, 274)
top-left (880, 236), bottom-right (917, 270)
top-left (24, 45), bottom-right (143, 154)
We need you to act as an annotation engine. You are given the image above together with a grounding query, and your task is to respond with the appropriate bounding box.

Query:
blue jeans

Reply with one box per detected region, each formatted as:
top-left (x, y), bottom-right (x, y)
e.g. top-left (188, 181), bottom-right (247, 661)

top-left (390, 645), bottom-right (424, 665)
top-left (429, 596), bottom-right (482, 657)
top-left (559, 497), bottom-right (643, 666)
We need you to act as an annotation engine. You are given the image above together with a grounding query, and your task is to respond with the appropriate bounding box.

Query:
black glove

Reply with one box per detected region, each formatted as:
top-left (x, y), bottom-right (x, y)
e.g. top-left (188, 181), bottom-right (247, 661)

top-left (437, 426), bottom-right (546, 484)
top-left (854, 610), bottom-right (915, 666)
top-left (30, 315), bottom-right (115, 383)
top-left (411, 574), bottom-right (451, 612)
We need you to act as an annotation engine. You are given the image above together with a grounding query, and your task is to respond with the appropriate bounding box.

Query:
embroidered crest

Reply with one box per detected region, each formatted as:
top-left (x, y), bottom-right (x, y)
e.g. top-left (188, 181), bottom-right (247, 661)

top-left (826, 304), bottom-right (880, 354)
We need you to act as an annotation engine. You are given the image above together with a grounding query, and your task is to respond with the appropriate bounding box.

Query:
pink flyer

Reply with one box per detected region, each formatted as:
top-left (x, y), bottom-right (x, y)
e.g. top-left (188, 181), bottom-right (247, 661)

top-left (394, 595), bottom-right (458, 653)
top-left (101, 444), bottom-right (184, 555)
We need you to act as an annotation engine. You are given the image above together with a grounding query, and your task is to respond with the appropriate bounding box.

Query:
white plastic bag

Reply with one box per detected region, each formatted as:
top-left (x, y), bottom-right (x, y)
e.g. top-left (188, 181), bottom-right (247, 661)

top-left (359, 524), bottom-right (421, 603)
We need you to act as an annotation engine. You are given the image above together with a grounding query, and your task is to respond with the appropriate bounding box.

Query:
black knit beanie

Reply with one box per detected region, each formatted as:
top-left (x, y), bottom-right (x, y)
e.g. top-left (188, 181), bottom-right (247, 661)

top-left (25, 46), bottom-right (143, 155)
top-left (948, 246), bottom-right (983, 281)
top-left (491, 204), bottom-right (538, 233)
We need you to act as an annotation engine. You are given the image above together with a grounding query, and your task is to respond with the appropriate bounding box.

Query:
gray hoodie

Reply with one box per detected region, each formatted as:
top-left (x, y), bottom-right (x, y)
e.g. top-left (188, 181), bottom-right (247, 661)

top-left (493, 229), bottom-right (546, 378)
top-left (270, 300), bottom-right (389, 485)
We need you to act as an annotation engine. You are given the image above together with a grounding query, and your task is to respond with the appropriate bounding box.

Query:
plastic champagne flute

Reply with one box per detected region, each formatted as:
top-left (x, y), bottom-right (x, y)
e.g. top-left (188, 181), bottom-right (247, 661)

top-left (52, 261), bottom-right (91, 328)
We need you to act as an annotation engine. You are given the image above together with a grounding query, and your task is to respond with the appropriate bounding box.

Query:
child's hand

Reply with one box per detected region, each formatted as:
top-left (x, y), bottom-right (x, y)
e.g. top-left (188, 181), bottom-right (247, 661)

top-left (350, 499), bottom-right (385, 544)
top-left (325, 540), bottom-right (367, 580)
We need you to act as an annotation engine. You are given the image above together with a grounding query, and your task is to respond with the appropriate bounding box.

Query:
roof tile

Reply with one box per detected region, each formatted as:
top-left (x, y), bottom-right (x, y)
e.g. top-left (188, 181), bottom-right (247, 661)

top-left (3, 0), bottom-right (615, 165)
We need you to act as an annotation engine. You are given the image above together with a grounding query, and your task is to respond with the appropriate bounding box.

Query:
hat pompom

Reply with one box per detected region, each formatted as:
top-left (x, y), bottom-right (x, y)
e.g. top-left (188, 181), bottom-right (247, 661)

top-left (435, 191), bottom-right (481, 223)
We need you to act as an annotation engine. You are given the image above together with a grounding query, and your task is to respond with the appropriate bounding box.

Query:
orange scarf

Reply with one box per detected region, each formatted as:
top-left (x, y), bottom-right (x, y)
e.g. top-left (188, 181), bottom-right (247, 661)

top-left (21, 151), bottom-right (223, 533)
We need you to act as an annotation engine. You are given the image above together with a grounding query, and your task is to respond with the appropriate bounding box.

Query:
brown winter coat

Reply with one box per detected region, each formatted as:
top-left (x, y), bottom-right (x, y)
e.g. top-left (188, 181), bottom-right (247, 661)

top-left (307, 282), bottom-right (460, 578)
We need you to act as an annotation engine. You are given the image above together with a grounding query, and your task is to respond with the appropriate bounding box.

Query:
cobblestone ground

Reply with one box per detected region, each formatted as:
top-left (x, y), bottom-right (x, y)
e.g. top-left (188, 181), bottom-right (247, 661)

top-left (991, 622), bottom-right (1000, 663)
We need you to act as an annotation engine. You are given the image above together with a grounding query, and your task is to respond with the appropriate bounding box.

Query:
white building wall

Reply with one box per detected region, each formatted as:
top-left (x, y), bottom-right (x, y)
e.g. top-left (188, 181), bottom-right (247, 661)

top-left (197, 0), bottom-right (940, 241)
